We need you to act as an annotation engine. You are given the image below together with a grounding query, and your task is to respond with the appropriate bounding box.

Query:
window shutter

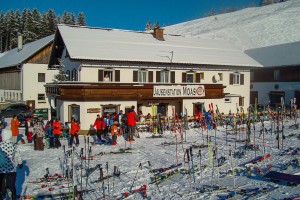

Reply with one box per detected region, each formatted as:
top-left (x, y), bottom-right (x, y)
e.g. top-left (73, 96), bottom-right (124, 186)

top-left (182, 73), bottom-right (187, 83)
top-left (98, 70), bottom-right (103, 82)
top-left (240, 74), bottom-right (244, 85)
top-left (115, 70), bottom-right (120, 82)
top-left (171, 71), bottom-right (175, 83)
top-left (229, 74), bottom-right (233, 85)
top-left (133, 71), bottom-right (138, 82)
top-left (156, 71), bottom-right (160, 82)
top-left (148, 71), bottom-right (153, 83)
top-left (196, 73), bottom-right (201, 83)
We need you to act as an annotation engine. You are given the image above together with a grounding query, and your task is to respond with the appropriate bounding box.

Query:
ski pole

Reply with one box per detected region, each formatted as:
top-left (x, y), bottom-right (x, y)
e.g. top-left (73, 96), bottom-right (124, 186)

top-left (80, 148), bottom-right (84, 190)
top-left (198, 150), bottom-right (202, 183)
top-left (130, 163), bottom-right (142, 192)
top-left (186, 149), bottom-right (191, 178)
top-left (190, 147), bottom-right (195, 183)
top-left (99, 165), bottom-right (105, 198)
top-left (106, 162), bottom-right (110, 197)
top-left (86, 145), bottom-right (92, 187)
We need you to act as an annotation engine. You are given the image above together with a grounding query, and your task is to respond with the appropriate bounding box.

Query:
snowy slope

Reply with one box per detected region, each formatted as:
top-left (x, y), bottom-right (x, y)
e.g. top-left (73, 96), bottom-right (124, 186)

top-left (164, 0), bottom-right (300, 51)
top-left (6, 116), bottom-right (300, 200)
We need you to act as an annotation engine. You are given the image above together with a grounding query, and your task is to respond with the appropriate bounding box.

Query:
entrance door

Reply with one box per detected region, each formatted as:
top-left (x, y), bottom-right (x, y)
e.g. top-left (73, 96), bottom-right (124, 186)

top-left (68, 104), bottom-right (80, 122)
top-left (26, 100), bottom-right (35, 111)
top-left (250, 91), bottom-right (258, 105)
top-left (269, 92), bottom-right (284, 104)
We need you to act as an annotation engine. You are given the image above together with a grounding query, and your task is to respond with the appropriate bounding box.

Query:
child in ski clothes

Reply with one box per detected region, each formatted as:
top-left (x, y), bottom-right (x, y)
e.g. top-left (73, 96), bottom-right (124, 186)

top-left (62, 122), bottom-right (70, 139)
top-left (0, 127), bottom-right (22, 200)
top-left (11, 115), bottom-right (20, 144)
top-left (45, 123), bottom-right (54, 148)
top-left (52, 119), bottom-right (62, 148)
top-left (26, 119), bottom-right (33, 143)
top-left (32, 121), bottom-right (45, 151)
top-left (110, 121), bottom-right (119, 145)
top-left (93, 115), bottom-right (106, 142)
top-left (69, 118), bottom-right (80, 147)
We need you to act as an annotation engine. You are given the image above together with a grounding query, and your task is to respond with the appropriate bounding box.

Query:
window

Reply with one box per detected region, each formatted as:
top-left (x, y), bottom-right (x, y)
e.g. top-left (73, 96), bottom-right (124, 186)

top-left (229, 73), bottom-right (244, 85)
top-left (66, 70), bottom-right (70, 81)
top-left (218, 73), bottom-right (223, 81)
top-left (233, 73), bottom-right (240, 84)
top-left (103, 70), bottom-right (113, 82)
top-left (138, 70), bottom-right (147, 83)
top-left (239, 97), bottom-right (244, 106)
top-left (98, 69), bottom-right (120, 82)
top-left (71, 69), bottom-right (78, 81)
top-left (38, 93), bottom-right (46, 101)
top-left (182, 71), bottom-right (203, 83)
top-left (186, 73), bottom-right (194, 83)
top-left (38, 73), bottom-right (45, 82)
top-left (274, 70), bottom-right (280, 81)
top-left (160, 70), bottom-right (169, 83)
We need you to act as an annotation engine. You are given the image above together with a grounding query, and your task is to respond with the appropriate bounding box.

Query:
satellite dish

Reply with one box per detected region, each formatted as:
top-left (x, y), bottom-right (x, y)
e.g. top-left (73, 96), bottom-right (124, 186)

top-left (212, 75), bottom-right (217, 83)
top-left (212, 74), bottom-right (221, 83)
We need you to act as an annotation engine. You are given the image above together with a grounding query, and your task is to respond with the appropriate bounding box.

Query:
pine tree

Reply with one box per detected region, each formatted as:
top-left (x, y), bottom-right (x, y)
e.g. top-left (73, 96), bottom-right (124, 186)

top-left (40, 12), bottom-right (49, 37)
top-left (20, 8), bottom-right (28, 33)
top-left (24, 10), bottom-right (35, 43)
top-left (0, 11), bottom-right (5, 52)
top-left (47, 9), bottom-right (57, 34)
top-left (62, 11), bottom-right (71, 24)
top-left (5, 10), bottom-right (14, 51)
top-left (32, 8), bottom-right (42, 39)
top-left (10, 9), bottom-right (21, 49)
top-left (77, 12), bottom-right (86, 26)
top-left (70, 12), bottom-right (76, 25)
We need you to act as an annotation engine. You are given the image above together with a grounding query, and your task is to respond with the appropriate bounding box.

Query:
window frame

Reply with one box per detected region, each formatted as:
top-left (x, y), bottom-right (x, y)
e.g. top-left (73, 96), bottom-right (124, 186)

top-left (186, 72), bottom-right (194, 83)
top-left (138, 70), bottom-right (148, 83)
top-left (274, 69), bottom-right (280, 81)
top-left (38, 93), bottom-right (46, 102)
top-left (38, 73), bottom-right (46, 82)
top-left (160, 70), bottom-right (169, 83)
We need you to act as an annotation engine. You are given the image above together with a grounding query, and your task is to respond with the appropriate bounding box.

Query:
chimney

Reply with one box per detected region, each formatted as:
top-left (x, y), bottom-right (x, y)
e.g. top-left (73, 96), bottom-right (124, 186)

top-left (153, 28), bottom-right (164, 41)
top-left (18, 34), bottom-right (23, 51)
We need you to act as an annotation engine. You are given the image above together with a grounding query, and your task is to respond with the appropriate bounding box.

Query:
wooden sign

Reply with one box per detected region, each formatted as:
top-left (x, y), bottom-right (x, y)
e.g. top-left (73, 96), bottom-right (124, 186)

top-left (87, 108), bottom-right (100, 113)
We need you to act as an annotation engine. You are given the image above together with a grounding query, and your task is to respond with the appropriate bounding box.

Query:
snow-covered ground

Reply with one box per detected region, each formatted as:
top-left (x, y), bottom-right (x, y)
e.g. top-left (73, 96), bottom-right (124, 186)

top-left (164, 0), bottom-right (300, 51)
top-left (8, 116), bottom-right (300, 200)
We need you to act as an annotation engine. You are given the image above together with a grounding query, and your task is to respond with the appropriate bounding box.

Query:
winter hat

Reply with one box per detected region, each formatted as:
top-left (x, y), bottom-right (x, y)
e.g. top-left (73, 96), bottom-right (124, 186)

top-left (1, 127), bottom-right (12, 142)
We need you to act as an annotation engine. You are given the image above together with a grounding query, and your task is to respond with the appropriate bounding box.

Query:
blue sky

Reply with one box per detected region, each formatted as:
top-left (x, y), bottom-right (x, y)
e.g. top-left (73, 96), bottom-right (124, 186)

top-left (0, 0), bottom-right (260, 31)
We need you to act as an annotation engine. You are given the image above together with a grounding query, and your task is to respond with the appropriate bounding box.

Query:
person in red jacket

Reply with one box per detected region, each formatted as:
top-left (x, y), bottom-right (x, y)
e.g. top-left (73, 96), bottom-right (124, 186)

top-left (93, 114), bottom-right (106, 143)
top-left (69, 117), bottom-right (80, 147)
top-left (126, 106), bottom-right (138, 142)
top-left (52, 118), bottom-right (62, 148)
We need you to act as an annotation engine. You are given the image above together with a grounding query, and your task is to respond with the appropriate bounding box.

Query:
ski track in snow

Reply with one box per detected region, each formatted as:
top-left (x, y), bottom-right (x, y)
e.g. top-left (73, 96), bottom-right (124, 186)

top-left (11, 117), bottom-right (300, 199)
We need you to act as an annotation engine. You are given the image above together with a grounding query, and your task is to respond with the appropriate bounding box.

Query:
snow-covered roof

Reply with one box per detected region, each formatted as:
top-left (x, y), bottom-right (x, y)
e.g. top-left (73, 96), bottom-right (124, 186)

top-left (0, 52), bottom-right (6, 58)
top-left (57, 25), bottom-right (262, 67)
top-left (245, 41), bottom-right (300, 67)
top-left (0, 35), bottom-right (54, 69)
top-left (164, 0), bottom-right (300, 52)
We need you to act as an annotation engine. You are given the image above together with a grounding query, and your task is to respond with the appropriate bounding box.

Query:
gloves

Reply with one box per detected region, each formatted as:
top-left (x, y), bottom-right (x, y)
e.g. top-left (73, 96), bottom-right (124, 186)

top-left (18, 164), bottom-right (23, 169)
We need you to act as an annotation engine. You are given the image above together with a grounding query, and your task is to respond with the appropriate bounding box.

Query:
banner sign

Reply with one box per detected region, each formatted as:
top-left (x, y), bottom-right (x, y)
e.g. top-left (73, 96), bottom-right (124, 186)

top-left (153, 85), bottom-right (205, 98)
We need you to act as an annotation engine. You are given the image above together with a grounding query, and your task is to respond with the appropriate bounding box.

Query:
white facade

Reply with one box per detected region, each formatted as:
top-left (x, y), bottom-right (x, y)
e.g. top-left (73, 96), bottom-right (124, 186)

top-left (252, 82), bottom-right (300, 105)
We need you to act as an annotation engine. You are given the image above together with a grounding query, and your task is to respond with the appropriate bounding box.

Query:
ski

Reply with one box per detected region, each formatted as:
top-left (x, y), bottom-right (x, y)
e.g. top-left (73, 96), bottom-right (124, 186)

top-left (239, 153), bottom-right (270, 167)
top-left (81, 150), bottom-right (132, 160)
top-left (118, 184), bottom-right (147, 199)
top-left (264, 171), bottom-right (300, 184)
top-left (150, 163), bottom-right (182, 174)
